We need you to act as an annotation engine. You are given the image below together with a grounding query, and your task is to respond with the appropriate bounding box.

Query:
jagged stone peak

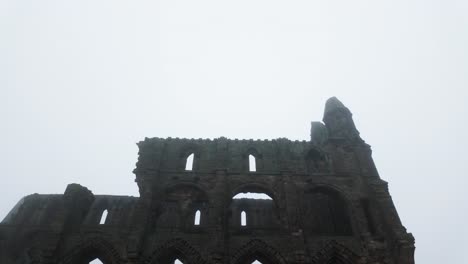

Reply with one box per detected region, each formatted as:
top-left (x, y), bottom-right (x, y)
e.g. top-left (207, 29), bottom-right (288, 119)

top-left (324, 96), bottom-right (348, 115)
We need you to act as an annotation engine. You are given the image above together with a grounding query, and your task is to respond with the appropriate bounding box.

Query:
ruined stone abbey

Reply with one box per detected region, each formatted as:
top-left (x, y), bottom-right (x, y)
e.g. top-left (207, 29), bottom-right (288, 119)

top-left (0, 97), bottom-right (415, 264)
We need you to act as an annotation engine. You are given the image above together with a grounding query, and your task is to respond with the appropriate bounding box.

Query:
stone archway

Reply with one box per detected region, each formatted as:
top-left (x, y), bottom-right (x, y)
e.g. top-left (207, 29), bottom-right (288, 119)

top-left (310, 241), bottom-right (359, 264)
top-left (231, 239), bottom-right (287, 264)
top-left (59, 236), bottom-right (123, 264)
top-left (146, 238), bottom-right (205, 264)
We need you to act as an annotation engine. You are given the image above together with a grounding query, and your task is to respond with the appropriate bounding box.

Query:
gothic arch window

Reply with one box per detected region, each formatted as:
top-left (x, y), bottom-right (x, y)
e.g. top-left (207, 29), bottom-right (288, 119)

top-left (158, 184), bottom-right (209, 230)
top-left (185, 153), bottom-right (194, 171)
top-left (174, 259), bottom-right (183, 264)
top-left (245, 148), bottom-right (261, 172)
top-left (99, 209), bottom-right (108, 225)
top-left (194, 210), bottom-right (201, 226)
top-left (241, 211), bottom-right (247, 226)
top-left (230, 188), bottom-right (279, 229)
top-left (249, 154), bottom-right (256, 172)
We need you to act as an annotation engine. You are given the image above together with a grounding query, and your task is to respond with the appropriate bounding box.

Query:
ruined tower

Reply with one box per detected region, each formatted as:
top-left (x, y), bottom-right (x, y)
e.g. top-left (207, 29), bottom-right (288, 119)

top-left (0, 97), bottom-right (415, 264)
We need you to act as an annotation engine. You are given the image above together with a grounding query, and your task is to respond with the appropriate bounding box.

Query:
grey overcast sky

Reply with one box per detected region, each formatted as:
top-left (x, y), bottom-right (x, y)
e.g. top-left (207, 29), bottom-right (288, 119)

top-left (1, 0), bottom-right (467, 263)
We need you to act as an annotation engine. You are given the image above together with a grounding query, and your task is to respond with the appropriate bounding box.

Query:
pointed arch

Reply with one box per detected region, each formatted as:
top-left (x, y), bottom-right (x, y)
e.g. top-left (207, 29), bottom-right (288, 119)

top-left (194, 210), bottom-right (201, 225)
top-left (99, 209), bottom-right (108, 225)
top-left (179, 143), bottom-right (202, 171)
top-left (60, 236), bottom-right (122, 264)
top-left (310, 241), bottom-right (359, 264)
top-left (146, 238), bottom-right (205, 264)
top-left (229, 183), bottom-right (282, 229)
top-left (241, 211), bottom-right (247, 226)
top-left (248, 154), bottom-right (256, 172)
top-left (244, 147), bottom-right (262, 172)
top-left (155, 183), bottom-right (209, 230)
top-left (231, 239), bottom-right (287, 264)
top-left (185, 153), bottom-right (194, 171)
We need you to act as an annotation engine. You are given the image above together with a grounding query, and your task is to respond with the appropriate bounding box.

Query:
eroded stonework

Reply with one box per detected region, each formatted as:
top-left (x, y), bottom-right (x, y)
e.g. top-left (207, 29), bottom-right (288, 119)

top-left (0, 97), bottom-right (415, 264)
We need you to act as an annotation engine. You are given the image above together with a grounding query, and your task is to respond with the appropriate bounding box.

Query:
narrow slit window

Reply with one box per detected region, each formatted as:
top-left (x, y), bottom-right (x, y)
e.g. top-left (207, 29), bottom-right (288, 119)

top-left (241, 211), bottom-right (247, 226)
top-left (90, 258), bottom-right (103, 264)
top-left (194, 210), bottom-right (201, 225)
top-left (185, 153), bottom-right (194, 171)
top-left (249, 154), bottom-right (256, 172)
top-left (99, 209), bottom-right (108, 225)
top-left (174, 259), bottom-right (183, 264)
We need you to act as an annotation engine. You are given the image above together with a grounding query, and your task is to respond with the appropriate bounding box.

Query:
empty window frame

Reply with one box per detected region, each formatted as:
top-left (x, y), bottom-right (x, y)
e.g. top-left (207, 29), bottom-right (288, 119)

top-left (99, 209), bottom-right (108, 225)
top-left (241, 211), bottom-right (247, 226)
top-left (249, 154), bottom-right (256, 172)
top-left (185, 153), bottom-right (194, 171)
top-left (194, 210), bottom-right (201, 225)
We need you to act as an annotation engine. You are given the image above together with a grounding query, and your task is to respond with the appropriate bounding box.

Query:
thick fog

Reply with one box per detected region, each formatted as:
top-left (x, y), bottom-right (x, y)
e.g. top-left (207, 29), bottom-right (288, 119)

top-left (1, 0), bottom-right (467, 263)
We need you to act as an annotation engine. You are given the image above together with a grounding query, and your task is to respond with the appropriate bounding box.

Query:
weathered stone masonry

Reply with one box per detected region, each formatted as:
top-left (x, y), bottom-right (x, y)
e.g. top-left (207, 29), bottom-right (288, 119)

top-left (0, 97), bottom-right (415, 264)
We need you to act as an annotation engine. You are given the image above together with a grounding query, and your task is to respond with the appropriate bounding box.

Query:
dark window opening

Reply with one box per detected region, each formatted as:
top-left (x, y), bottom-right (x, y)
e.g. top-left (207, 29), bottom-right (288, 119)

top-left (303, 189), bottom-right (352, 235)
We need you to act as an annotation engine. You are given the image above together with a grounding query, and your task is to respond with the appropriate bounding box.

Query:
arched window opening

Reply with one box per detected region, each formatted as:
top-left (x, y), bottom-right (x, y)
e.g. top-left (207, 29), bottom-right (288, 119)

top-left (252, 261), bottom-right (262, 264)
top-left (90, 258), bottom-right (103, 264)
top-left (174, 259), bottom-right (183, 264)
top-left (303, 189), bottom-right (352, 235)
top-left (194, 210), bottom-right (201, 225)
top-left (99, 209), bottom-right (108, 225)
top-left (233, 192), bottom-right (272, 200)
top-left (241, 211), bottom-right (247, 226)
top-left (185, 153), bottom-right (194, 171)
top-left (249, 154), bottom-right (256, 172)
top-left (230, 189), bottom-right (279, 229)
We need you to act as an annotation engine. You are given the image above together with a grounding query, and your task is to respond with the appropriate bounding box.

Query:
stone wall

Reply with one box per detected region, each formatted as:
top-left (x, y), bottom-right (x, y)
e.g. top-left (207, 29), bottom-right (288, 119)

top-left (0, 97), bottom-right (415, 264)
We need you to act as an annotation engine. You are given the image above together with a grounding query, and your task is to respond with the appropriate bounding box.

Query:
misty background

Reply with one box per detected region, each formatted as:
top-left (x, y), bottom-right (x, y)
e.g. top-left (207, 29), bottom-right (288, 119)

top-left (1, 0), bottom-right (467, 263)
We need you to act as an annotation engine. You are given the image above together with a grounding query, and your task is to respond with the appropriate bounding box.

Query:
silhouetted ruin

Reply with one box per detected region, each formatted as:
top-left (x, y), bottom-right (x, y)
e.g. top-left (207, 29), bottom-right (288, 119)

top-left (0, 97), bottom-right (415, 264)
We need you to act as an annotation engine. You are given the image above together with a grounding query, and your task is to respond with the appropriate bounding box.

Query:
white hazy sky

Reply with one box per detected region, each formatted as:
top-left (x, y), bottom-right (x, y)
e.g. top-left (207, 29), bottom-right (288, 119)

top-left (1, 0), bottom-right (467, 263)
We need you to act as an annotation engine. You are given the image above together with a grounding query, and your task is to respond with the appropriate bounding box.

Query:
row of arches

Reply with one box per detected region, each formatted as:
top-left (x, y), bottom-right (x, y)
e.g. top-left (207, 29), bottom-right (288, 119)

top-left (63, 237), bottom-right (358, 264)
top-left (154, 184), bottom-right (353, 236)
top-left (166, 192), bottom-right (273, 228)
top-left (182, 148), bottom-right (329, 173)
top-left (90, 184), bottom-right (359, 237)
